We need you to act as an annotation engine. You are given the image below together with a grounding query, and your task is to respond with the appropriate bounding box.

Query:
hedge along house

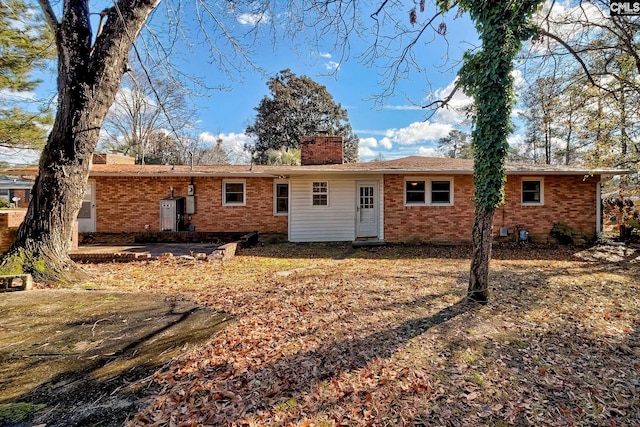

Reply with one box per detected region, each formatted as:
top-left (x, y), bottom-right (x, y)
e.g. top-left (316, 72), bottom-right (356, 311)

top-left (67, 135), bottom-right (630, 244)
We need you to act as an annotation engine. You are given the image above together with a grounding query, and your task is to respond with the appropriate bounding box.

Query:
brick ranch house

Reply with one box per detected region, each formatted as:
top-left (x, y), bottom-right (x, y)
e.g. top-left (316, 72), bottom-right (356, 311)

top-left (66, 135), bottom-right (626, 244)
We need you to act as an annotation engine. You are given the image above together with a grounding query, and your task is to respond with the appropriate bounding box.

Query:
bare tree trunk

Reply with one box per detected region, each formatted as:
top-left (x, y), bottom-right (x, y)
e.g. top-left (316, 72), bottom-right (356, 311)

top-left (468, 205), bottom-right (494, 303)
top-left (0, 1), bottom-right (159, 282)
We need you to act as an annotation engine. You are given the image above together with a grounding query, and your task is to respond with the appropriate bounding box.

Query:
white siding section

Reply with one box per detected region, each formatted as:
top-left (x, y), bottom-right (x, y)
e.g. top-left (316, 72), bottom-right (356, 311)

top-left (289, 174), bottom-right (383, 242)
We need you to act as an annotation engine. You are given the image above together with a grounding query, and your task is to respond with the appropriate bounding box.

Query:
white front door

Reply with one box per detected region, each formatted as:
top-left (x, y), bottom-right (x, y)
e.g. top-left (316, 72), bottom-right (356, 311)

top-left (356, 181), bottom-right (378, 238)
top-left (77, 180), bottom-right (96, 232)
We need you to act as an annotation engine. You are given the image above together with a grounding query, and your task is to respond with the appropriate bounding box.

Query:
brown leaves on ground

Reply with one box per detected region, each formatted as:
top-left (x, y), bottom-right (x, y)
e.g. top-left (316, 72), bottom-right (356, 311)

top-left (82, 243), bottom-right (640, 426)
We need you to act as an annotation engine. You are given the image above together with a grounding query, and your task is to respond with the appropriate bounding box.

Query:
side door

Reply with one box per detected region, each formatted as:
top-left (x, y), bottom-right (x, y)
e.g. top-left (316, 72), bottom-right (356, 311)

top-left (77, 180), bottom-right (96, 232)
top-left (356, 181), bottom-right (379, 238)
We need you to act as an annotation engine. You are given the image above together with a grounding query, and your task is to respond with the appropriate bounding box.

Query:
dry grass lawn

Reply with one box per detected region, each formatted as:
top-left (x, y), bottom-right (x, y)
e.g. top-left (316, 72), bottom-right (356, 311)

top-left (3, 244), bottom-right (640, 427)
top-left (71, 242), bottom-right (640, 426)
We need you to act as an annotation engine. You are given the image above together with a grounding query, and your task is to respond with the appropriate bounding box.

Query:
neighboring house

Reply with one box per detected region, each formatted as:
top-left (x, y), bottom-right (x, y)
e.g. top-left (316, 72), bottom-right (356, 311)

top-left (70, 135), bottom-right (626, 243)
top-left (0, 176), bottom-right (34, 208)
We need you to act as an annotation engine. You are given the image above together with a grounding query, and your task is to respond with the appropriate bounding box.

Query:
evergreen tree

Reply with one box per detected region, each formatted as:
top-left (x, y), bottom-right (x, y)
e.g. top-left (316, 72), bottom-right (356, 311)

top-left (246, 69), bottom-right (359, 164)
top-left (437, 129), bottom-right (473, 159)
top-left (0, 0), bottom-right (54, 149)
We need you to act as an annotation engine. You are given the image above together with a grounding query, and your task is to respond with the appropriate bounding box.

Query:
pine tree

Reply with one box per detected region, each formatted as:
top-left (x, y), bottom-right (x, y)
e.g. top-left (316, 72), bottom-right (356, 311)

top-left (0, 0), bottom-right (54, 149)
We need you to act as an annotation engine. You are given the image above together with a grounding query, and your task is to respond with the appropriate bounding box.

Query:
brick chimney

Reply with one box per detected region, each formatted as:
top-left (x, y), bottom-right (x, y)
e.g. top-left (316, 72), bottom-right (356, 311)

top-left (300, 135), bottom-right (344, 165)
top-left (92, 153), bottom-right (136, 165)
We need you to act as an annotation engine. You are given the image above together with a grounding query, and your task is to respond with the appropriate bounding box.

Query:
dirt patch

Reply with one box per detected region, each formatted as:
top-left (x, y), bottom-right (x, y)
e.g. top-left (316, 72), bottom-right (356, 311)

top-left (0, 290), bottom-right (231, 427)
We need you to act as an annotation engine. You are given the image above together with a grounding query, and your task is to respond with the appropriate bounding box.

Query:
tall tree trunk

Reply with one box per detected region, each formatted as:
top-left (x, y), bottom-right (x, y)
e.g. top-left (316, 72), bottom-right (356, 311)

top-left (468, 205), bottom-right (494, 303)
top-left (460, 0), bottom-right (542, 303)
top-left (0, 0), bottom-right (159, 282)
top-left (565, 105), bottom-right (573, 166)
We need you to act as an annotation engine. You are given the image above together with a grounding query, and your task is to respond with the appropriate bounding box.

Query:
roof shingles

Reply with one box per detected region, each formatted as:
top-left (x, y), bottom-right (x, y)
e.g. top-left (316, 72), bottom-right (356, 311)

top-left (10, 156), bottom-right (630, 177)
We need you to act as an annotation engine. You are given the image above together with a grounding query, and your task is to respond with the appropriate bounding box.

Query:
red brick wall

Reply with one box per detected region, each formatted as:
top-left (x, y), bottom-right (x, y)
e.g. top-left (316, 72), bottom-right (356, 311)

top-left (0, 210), bottom-right (77, 252)
top-left (94, 176), bottom-right (288, 233)
top-left (498, 174), bottom-right (599, 241)
top-left (383, 174), bottom-right (600, 243)
top-left (300, 136), bottom-right (343, 165)
top-left (384, 174), bottom-right (475, 243)
top-left (0, 210), bottom-right (26, 253)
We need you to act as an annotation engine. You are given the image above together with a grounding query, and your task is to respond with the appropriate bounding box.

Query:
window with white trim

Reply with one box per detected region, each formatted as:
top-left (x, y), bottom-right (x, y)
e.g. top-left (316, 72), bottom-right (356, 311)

top-left (312, 181), bottom-right (328, 206)
top-left (222, 180), bottom-right (246, 206)
top-left (405, 180), bottom-right (426, 204)
top-left (274, 182), bottom-right (289, 215)
top-left (521, 178), bottom-right (543, 205)
top-left (431, 180), bottom-right (452, 204)
top-left (404, 178), bottom-right (454, 206)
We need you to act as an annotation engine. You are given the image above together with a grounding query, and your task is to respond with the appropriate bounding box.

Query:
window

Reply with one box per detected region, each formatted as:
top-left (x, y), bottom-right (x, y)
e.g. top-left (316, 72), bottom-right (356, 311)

top-left (0, 189), bottom-right (9, 201)
top-left (522, 179), bottom-right (543, 205)
top-left (404, 178), bottom-right (454, 206)
top-left (405, 180), bottom-right (426, 204)
top-left (431, 181), bottom-right (451, 204)
top-left (274, 182), bottom-right (289, 215)
top-left (223, 180), bottom-right (246, 206)
top-left (312, 181), bottom-right (328, 206)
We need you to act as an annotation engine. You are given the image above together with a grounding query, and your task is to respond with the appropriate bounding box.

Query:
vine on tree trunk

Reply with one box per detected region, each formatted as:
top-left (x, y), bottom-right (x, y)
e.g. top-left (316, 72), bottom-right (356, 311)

top-left (446, 1), bottom-right (543, 302)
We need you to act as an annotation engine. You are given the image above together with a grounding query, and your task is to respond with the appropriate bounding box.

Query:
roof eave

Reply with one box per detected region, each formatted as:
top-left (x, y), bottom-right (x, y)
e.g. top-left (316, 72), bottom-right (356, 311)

top-left (88, 170), bottom-right (280, 178)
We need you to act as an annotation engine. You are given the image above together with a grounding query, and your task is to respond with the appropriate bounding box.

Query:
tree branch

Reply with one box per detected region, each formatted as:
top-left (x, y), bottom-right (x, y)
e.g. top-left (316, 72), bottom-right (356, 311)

top-left (537, 28), bottom-right (615, 97)
top-left (422, 80), bottom-right (462, 120)
top-left (36, 0), bottom-right (59, 35)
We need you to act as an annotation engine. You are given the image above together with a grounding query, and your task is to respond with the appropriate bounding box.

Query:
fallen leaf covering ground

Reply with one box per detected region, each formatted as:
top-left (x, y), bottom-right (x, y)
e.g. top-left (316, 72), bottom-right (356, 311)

top-left (80, 243), bottom-right (640, 426)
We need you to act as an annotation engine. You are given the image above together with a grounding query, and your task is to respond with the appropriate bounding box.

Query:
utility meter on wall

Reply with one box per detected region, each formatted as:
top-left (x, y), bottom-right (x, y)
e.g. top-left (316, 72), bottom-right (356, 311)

top-left (187, 184), bottom-right (195, 196)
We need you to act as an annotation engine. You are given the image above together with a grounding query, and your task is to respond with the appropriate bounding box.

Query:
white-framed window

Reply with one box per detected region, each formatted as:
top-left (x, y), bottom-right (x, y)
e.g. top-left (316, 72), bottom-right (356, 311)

top-left (312, 181), bottom-right (328, 206)
top-left (405, 180), bottom-right (426, 204)
top-left (274, 181), bottom-right (289, 215)
top-left (0, 189), bottom-right (9, 201)
top-left (431, 180), bottom-right (452, 204)
top-left (521, 178), bottom-right (544, 205)
top-left (404, 178), bottom-right (454, 206)
top-left (222, 179), bottom-right (246, 206)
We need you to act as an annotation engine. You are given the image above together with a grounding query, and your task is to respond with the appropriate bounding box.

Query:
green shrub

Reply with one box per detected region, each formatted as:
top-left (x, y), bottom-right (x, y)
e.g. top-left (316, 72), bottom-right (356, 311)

top-left (550, 222), bottom-right (574, 244)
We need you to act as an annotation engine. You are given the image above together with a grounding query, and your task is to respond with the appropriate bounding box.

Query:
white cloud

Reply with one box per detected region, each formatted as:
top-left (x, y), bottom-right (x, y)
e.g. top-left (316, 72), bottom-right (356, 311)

top-left (325, 61), bottom-right (340, 71)
top-left (379, 137), bottom-right (393, 150)
top-left (0, 89), bottom-right (37, 102)
top-left (507, 133), bottom-right (524, 147)
top-left (354, 129), bottom-right (388, 137)
top-left (383, 104), bottom-right (423, 111)
top-left (384, 121), bottom-right (452, 145)
top-left (359, 137), bottom-right (378, 148)
top-left (199, 131), bottom-right (252, 164)
top-left (237, 12), bottom-right (270, 25)
top-left (317, 52), bottom-right (332, 59)
top-left (417, 146), bottom-right (439, 157)
top-left (512, 69), bottom-right (525, 92)
top-left (532, 1), bottom-right (608, 52)
top-left (431, 78), bottom-right (473, 126)
top-left (359, 146), bottom-right (376, 158)
top-left (511, 107), bottom-right (525, 118)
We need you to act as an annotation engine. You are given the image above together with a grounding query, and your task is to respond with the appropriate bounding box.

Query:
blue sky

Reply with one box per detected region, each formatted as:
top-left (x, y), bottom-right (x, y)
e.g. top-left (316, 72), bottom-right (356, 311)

top-left (3, 2), bottom-right (489, 164)
top-left (174, 3), bottom-right (481, 163)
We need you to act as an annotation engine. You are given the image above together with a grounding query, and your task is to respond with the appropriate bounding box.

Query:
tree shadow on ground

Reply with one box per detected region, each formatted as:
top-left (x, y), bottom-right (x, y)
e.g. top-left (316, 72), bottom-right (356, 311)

top-left (0, 290), bottom-right (231, 427)
top-left (139, 249), bottom-right (640, 425)
top-left (162, 299), bottom-right (480, 425)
